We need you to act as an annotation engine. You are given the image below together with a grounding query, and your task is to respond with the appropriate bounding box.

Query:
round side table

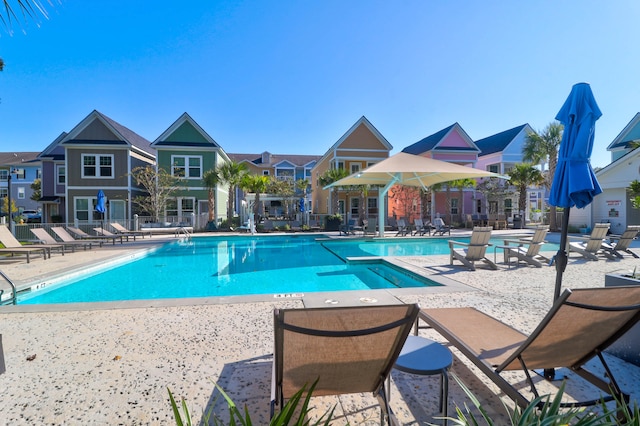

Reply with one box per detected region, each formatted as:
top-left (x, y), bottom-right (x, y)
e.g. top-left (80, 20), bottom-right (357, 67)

top-left (392, 335), bottom-right (453, 424)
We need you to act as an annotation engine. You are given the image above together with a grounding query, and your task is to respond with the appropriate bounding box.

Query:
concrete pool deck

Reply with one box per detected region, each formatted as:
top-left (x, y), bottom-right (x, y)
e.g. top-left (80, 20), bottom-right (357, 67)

top-left (1, 229), bottom-right (640, 424)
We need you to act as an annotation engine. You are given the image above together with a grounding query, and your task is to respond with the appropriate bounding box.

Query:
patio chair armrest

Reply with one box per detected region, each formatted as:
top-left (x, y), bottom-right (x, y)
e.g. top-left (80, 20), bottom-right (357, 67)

top-left (568, 235), bottom-right (590, 242)
top-left (448, 240), bottom-right (469, 248)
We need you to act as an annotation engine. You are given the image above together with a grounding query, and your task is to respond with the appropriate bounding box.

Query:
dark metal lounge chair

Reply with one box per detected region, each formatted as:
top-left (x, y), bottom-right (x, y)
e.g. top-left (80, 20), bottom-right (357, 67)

top-left (271, 304), bottom-right (419, 425)
top-left (418, 286), bottom-right (640, 410)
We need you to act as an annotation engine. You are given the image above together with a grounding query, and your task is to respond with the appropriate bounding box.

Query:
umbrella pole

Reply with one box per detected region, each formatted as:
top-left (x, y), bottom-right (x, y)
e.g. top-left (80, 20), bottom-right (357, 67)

top-left (553, 208), bottom-right (571, 302)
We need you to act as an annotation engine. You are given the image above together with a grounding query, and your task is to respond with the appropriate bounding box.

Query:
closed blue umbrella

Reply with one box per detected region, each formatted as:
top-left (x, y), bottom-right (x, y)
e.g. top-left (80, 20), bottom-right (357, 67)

top-left (96, 190), bottom-right (106, 214)
top-left (550, 83), bottom-right (602, 301)
top-left (96, 190), bottom-right (106, 229)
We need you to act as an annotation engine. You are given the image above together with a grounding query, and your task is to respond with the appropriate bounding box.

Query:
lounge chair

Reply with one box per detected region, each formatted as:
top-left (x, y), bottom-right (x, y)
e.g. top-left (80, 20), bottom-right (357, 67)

top-left (0, 226), bottom-right (49, 263)
top-left (30, 228), bottom-right (94, 252)
top-left (93, 227), bottom-right (128, 243)
top-left (568, 223), bottom-right (615, 261)
top-left (340, 218), bottom-right (357, 236)
top-left (362, 219), bottom-right (376, 236)
top-left (603, 225), bottom-right (640, 258)
top-left (51, 227), bottom-right (104, 248)
top-left (502, 226), bottom-right (550, 268)
top-left (68, 226), bottom-right (122, 245)
top-left (271, 304), bottom-right (419, 425)
top-left (432, 217), bottom-right (450, 236)
top-left (0, 225), bottom-right (64, 258)
top-left (418, 286), bottom-right (640, 410)
top-left (412, 218), bottom-right (432, 236)
top-left (110, 222), bottom-right (152, 239)
top-left (395, 218), bottom-right (409, 236)
top-left (449, 226), bottom-right (497, 271)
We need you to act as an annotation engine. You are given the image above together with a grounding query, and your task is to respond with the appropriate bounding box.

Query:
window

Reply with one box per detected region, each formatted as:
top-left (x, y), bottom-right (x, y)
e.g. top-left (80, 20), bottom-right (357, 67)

top-left (275, 168), bottom-right (294, 181)
top-left (75, 197), bottom-right (91, 221)
top-left (338, 200), bottom-right (345, 216)
top-left (367, 162), bottom-right (376, 167)
top-left (504, 198), bottom-right (513, 217)
top-left (36, 169), bottom-right (42, 179)
top-left (57, 166), bottom-right (66, 184)
top-left (350, 197), bottom-right (359, 216)
top-left (336, 161), bottom-right (344, 170)
top-left (13, 168), bottom-right (25, 179)
top-left (488, 164), bottom-right (499, 174)
top-left (263, 170), bottom-right (270, 176)
top-left (82, 154), bottom-right (113, 178)
top-left (350, 163), bottom-right (361, 174)
top-left (305, 167), bottom-right (312, 177)
top-left (450, 198), bottom-right (459, 215)
top-left (17, 187), bottom-right (25, 199)
top-left (476, 199), bottom-right (482, 214)
top-left (367, 197), bottom-right (378, 215)
top-left (0, 170), bottom-right (6, 181)
top-left (172, 155), bottom-right (202, 179)
top-left (0, 188), bottom-right (7, 198)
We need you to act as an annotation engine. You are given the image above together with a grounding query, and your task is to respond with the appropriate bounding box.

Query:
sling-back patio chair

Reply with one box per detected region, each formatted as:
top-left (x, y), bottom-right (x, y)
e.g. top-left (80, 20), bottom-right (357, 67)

top-left (67, 226), bottom-right (121, 245)
top-left (92, 227), bottom-right (128, 243)
top-left (30, 227), bottom-right (93, 252)
top-left (0, 225), bottom-right (64, 258)
top-left (501, 225), bottom-right (550, 268)
top-left (271, 304), bottom-right (419, 425)
top-left (568, 223), bottom-right (615, 261)
top-left (110, 222), bottom-right (152, 239)
top-left (603, 225), bottom-right (640, 259)
top-left (449, 226), bottom-right (497, 271)
top-left (0, 225), bottom-right (49, 263)
top-left (418, 286), bottom-right (640, 410)
top-left (51, 227), bottom-right (104, 248)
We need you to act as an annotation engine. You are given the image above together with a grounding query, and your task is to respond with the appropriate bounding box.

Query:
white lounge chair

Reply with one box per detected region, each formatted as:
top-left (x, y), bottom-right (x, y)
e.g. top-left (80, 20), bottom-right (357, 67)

top-left (449, 226), bottom-right (496, 271)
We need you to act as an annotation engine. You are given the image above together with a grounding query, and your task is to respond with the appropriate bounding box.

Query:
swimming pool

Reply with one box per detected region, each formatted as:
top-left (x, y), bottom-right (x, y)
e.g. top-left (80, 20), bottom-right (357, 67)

top-left (19, 235), bottom-right (442, 304)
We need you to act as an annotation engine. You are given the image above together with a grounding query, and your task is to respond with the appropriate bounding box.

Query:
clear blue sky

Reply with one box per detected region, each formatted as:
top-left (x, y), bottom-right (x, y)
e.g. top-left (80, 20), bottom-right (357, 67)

top-left (2, 1), bottom-right (639, 168)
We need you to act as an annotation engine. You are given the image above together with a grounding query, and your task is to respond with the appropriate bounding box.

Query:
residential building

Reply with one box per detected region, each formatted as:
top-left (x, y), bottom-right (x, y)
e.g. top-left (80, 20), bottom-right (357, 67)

top-left (475, 124), bottom-right (544, 221)
top-left (227, 151), bottom-right (320, 221)
top-left (311, 116), bottom-right (392, 222)
top-left (399, 123), bottom-right (480, 224)
top-left (37, 133), bottom-right (68, 223)
top-left (0, 152), bottom-right (41, 218)
top-left (589, 113), bottom-right (640, 233)
top-left (151, 113), bottom-right (230, 227)
top-left (55, 110), bottom-right (156, 226)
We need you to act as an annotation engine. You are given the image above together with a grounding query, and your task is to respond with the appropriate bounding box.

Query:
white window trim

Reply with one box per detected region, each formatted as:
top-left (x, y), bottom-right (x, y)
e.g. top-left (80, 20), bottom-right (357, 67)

top-left (56, 165), bottom-right (66, 185)
top-left (171, 155), bottom-right (203, 180)
top-left (82, 154), bottom-right (114, 179)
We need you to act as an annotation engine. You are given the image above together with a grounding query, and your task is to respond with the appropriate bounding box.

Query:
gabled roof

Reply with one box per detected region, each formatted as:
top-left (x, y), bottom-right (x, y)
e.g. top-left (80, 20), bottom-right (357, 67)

top-left (475, 124), bottom-right (530, 156)
top-left (402, 123), bottom-right (479, 155)
top-left (607, 112), bottom-right (640, 151)
top-left (326, 116), bottom-right (392, 153)
top-left (61, 110), bottom-right (154, 157)
top-left (152, 112), bottom-right (222, 149)
top-left (37, 132), bottom-right (68, 160)
top-left (227, 152), bottom-right (321, 168)
top-left (0, 152), bottom-right (40, 166)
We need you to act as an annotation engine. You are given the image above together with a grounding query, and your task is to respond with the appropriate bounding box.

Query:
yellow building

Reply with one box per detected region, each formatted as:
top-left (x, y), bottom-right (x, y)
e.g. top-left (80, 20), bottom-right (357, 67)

top-left (311, 116), bottom-right (392, 218)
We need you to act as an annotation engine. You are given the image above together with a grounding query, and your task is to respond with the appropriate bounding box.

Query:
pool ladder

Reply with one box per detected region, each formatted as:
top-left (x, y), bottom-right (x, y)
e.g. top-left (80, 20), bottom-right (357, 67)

top-left (0, 270), bottom-right (17, 306)
top-left (175, 226), bottom-right (192, 241)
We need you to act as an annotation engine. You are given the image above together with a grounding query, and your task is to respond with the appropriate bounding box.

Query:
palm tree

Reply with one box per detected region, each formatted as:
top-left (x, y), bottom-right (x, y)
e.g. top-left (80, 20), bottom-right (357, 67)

top-left (2, 1), bottom-right (51, 67)
top-left (202, 169), bottom-right (220, 225)
top-left (318, 168), bottom-right (349, 215)
top-left (508, 163), bottom-right (545, 217)
top-left (241, 174), bottom-right (270, 221)
top-left (523, 122), bottom-right (563, 230)
top-left (216, 160), bottom-right (248, 223)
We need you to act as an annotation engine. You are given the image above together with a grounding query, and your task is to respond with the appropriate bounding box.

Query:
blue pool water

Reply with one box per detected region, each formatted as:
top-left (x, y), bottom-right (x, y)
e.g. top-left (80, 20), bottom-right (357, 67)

top-left (20, 235), bottom-right (442, 304)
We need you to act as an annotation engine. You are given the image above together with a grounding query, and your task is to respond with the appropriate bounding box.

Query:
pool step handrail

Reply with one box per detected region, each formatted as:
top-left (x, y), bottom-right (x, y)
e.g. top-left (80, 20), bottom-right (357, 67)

top-left (174, 226), bottom-right (192, 240)
top-left (0, 270), bottom-right (17, 306)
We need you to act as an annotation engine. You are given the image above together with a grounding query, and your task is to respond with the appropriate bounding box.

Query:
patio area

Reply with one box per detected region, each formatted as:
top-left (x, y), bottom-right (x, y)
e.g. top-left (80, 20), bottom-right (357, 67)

top-left (0, 230), bottom-right (639, 424)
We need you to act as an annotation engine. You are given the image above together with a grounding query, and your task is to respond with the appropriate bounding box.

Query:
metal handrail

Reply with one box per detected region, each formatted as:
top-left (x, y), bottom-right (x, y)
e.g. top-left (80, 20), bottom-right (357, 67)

top-left (0, 270), bottom-right (17, 305)
top-left (174, 226), bottom-right (192, 240)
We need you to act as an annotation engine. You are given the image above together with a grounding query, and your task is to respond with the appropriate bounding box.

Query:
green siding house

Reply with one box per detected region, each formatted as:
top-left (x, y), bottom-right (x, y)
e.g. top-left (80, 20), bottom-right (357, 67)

top-left (151, 113), bottom-right (230, 227)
